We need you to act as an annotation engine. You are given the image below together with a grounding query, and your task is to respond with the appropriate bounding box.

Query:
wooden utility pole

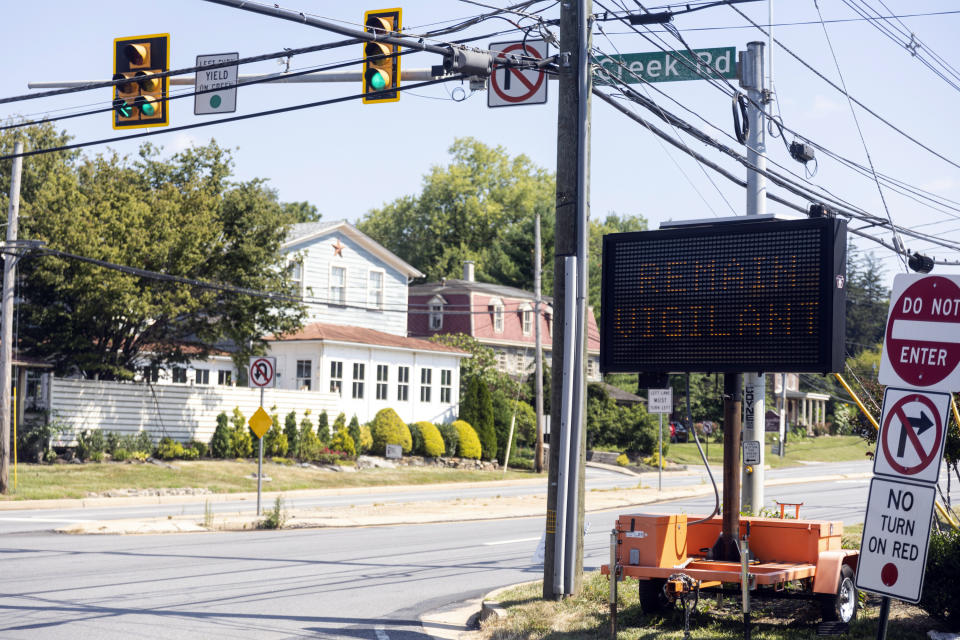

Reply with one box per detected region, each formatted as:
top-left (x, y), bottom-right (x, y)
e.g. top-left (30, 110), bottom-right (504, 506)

top-left (534, 211), bottom-right (544, 474)
top-left (544, 0), bottom-right (591, 599)
top-left (0, 141), bottom-right (23, 494)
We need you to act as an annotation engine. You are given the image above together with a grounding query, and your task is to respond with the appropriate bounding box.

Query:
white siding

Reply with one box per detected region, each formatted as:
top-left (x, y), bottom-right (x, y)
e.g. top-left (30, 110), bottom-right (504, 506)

top-left (286, 233), bottom-right (408, 336)
top-left (49, 378), bottom-right (341, 445)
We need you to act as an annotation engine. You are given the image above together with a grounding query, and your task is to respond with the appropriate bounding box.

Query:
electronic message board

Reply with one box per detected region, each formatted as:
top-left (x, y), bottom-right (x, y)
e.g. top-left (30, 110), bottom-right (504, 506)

top-left (600, 216), bottom-right (847, 374)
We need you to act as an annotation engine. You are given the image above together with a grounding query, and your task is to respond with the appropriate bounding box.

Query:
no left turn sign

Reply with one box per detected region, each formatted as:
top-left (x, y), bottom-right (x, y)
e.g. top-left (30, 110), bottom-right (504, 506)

top-left (879, 274), bottom-right (960, 391)
top-left (874, 387), bottom-right (950, 485)
top-left (248, 356), bottom-right (276, 388)
top-left (488, 40), bottom-right (548, 107)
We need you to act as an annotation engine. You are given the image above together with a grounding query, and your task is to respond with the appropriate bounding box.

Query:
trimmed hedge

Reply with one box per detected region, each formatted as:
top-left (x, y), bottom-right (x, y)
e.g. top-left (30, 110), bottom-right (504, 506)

top-left (453, 420), bottom-right (482, 459)
top-left (437, 422), bottom-right (459, 457)
top-left (412, 421), bottom-right (445, 457)
top-left (370, 408), bottom-right (412, 455)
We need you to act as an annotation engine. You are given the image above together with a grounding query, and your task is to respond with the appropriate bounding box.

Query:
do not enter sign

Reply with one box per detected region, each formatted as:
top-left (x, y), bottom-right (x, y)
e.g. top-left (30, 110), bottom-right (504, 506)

top-left (880, 274), bottom-right (960, 391)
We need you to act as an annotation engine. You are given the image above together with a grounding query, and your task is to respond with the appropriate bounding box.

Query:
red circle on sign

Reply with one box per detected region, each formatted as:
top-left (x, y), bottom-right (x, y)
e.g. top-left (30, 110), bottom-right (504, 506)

top-left (879, 394), bottom-right (943, 476)
top-left (886, 276), bottom-right (960, 387)
top-left (491, 43), bottom-right (546, 104)
top-left (250, 358), bottom-right (274, 388)
top-left (881, 562), bottom-right (898, 587)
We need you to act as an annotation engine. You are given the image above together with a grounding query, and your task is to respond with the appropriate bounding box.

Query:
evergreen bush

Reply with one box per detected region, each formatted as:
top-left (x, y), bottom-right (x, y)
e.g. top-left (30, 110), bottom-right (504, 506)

top-left (408, 422), bottom-right (425, 455)
top-left (453, 420), bottom-right (481, 459)
top-left (316, 410), bottom-right (330, 444)
top-left (437, 422), bottom-right (459, 457)
top-left (330, 427), bottom-right (356, 457)
top-left (211, 412), bottom-right (233, 458)
top-left (348, 415), bottom-right (361, 453)
top-left (155, 437), bottom-right (185, 460)
top-left (370, 408), bottom-right (412, 455)
top-left (284, 411), bottom-right (299, 457)
top-left (230, 407), bottom-right (253, 458)
top-left (358, 425), bottom-right (373, 453)
top-left (920, 528), bottom-right (960, 629)
top-left (413, 421), bottom-right (445, 457)
top-left (264, 411), bottom-right (289, 457)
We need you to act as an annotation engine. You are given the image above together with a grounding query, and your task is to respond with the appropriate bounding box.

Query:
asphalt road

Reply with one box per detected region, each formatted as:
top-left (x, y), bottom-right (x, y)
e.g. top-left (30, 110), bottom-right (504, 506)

top-left (0, 460), bottom-right (873, 535)
top-left (0, 468), bottom-right (878, 640)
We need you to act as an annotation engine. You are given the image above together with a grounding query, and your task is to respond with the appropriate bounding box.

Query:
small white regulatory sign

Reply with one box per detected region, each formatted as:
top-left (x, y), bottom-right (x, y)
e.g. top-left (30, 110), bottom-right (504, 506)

top-left (742, 440), bottom-right (761, 465)
top-left (648, 388), bottom-right (672, 414)
top-left (248, 356), bottom-right (276, 388)
top-left (856, 477), bottom-right (935, 603)
top-left (195, 53), bottom-right (239, 115)
top-left (488, 40), bottom-right (548, 108)
top-left (874, 387), bottom-right (950, 484)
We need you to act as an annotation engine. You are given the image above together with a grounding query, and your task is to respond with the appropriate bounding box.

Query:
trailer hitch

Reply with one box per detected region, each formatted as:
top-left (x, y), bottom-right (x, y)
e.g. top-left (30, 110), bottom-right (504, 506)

top-left (664, 573), bottom-right (700, 640)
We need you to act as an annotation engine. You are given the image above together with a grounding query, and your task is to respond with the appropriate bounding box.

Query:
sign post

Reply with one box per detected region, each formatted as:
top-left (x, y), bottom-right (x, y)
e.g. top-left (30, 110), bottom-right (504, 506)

top-left (648, 388), bottom-right (672, 491)
top-left (248, 357), bottom-right (276, 516)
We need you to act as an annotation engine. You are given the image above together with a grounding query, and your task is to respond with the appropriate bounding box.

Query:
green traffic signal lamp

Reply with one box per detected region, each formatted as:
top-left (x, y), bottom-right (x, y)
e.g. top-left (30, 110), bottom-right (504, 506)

top-left (134, 96), bottom-right (158, 117)
top-left (113, 98), bottom-right (133, 119)
top-left (362, 8), bottom-right (401, 104)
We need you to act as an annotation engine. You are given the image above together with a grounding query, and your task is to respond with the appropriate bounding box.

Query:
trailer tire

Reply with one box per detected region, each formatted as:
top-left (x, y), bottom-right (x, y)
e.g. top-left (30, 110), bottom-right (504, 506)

top-left (819, 565), bottom-right (857, 623)
top-left (638, 578), bottom-right (671, 614)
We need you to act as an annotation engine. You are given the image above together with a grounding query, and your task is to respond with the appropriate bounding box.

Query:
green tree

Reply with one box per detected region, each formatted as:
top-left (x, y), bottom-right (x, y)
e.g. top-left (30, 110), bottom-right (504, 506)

top-left (348, 415), bottom-right (361, 454)
top-left (281, 200), bottom-right (322, 224)
top-left (845, 246), bottom-right (889, 355)
top-left (357, 138), bottom-right (556, 290)
top-left (431, 333), bottom-right (518, 399)
top-left (3, 124), bottom-right (305, 380)
top-left (316, 410), bottom-right (330, 444)
top-left (230, 407), bottom-right (253, 458)
top-left (588, 213), bottom-right (648, 320)
top-left (284, 411), bottom-right (299, 458)
top-left (210, 412), bottom-right (232, 458)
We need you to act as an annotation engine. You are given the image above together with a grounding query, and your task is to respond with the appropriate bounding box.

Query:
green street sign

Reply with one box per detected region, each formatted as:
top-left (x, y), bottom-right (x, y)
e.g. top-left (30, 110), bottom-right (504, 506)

top-left (594, 47), bottom-right (737, 84)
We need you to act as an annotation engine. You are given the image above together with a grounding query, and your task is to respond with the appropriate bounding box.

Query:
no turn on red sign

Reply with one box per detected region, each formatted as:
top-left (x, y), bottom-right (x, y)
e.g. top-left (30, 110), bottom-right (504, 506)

top-left (488, 40), bottom-right (548, 107)
top-left (874, 388), bottom-right (950, 484)
top-left (879, 274), bottom-right (960, 391)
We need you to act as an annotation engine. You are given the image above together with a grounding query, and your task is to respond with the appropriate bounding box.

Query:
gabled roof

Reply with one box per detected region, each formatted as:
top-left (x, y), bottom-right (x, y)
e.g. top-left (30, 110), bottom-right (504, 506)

top-left (282, 219), bottom-right (423, 279)
top-left (409, 278), bottom-right (555, 304)
top-left (266, 321), bottom-right (468, 356)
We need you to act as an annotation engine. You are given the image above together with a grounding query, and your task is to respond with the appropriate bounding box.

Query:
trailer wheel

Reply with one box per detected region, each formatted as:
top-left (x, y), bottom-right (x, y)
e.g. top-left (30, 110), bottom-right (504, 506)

top-left (638, 578), bottom-right (671, 614)
top-left (819, 565), bottom-right (857, 623)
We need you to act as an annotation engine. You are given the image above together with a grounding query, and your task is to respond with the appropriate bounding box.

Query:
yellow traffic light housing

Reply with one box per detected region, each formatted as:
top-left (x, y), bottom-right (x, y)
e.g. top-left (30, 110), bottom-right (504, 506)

top-left (362, 9), bottom-right (401, 104)
top-left (113, 34), bottom-right (169, 129)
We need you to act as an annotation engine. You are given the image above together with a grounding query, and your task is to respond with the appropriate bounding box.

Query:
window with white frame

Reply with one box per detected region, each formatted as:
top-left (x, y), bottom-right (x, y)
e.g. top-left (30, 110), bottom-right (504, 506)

top-left (352, 363), bottom-right (365, 399)
top-left (491, 298), bottom-right (504, 333)
top-left (521, 303), bottom-right (533, 336)
top-left (440, 369), bottom-right (452, 403)
top-left (217, 370), bottom-right (232, 386)
top-left (171, 367), bottom-right (187, 384)
top-left (376, 364), bottom-right (388, 400)
top-left (428, 294), bottom-right (445, 331)
top-left (587, 358), bottom-right (597, 379)
top-left (330, 266), bottom-right (346, 306)
top-left (296, 360), bottom-right (312, 390)
top-left (397, 366), bottom-right (409, 401)
top-left (195, 368), bottom-right (209, 385)
top-left (367, 270), bottom-right (384, 310)
top-left (420, 368), bottom-right (432, 402)
top-left (330, 360), bottom-right (343, 395)
top-left (496, 351), bottom-right (508, 371)
top-left (289, 258), bottom-right (304, 297)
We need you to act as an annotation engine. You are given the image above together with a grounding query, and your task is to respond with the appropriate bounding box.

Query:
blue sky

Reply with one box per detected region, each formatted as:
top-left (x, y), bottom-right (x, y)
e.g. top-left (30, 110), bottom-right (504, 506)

top-left (3, 1), bottom-right (960, 286)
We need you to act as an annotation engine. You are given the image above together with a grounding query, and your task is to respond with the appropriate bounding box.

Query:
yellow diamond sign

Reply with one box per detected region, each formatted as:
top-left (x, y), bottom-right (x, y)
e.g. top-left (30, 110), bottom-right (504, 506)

top-left (248, 407), bottom-right (272, 439)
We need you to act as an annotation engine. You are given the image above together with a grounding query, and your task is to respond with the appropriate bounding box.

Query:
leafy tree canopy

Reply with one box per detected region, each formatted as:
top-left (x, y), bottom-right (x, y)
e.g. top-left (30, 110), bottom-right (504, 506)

top-left (281, 200), bottom-right (322, 224)
top-left (1, 122), bottom-right (305, 379)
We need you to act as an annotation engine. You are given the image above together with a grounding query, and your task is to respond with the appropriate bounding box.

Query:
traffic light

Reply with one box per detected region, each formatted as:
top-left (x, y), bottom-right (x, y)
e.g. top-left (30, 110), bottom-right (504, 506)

top-left (362, 9), bottom-right (401, 104)
top-left (113, 34), bottom-right (169, 129)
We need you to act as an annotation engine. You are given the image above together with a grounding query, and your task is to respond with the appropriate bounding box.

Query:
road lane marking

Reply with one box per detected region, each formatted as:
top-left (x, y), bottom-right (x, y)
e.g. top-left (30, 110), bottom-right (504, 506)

top-left (0, 517), bottom-right (93, 523)
top-left (483, 536), bottom-right (541, 546)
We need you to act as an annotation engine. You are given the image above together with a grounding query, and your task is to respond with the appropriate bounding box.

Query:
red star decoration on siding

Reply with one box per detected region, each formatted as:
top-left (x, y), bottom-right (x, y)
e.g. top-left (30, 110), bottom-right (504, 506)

top-left (332, 239), bottom-right (345, 257)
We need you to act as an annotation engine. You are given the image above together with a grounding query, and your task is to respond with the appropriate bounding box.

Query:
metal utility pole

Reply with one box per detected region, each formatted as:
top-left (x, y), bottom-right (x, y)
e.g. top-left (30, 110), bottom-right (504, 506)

top-left (740, 41), bottom-right (767, 515)
top-left (0, 141), bottom-right (23, 494)
top-left (534, 211), bottom-right (544, 474)
top-left (779, 373), bottom-right (787, 458)
top-left (544, 0), bottom-right (591, 599)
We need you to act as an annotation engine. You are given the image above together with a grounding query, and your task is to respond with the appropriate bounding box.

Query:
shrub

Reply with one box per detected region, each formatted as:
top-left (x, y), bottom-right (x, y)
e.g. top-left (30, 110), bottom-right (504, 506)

top-left (258, 496), bottom-right (287, 529)
top-left (358, 425), bottom-right (373, 454)
top-left (408, 422), bottom-right (425, 455)
top-left (76, 429), bottom-right (106, 462)
top-left (230, 407), bottom-right (253, 458)
top-left (437, 422), bottom-right (459, 457)
top-left (453, 420), bottom-right (481, 459)
top-left (210, 412), bottom-right (233, 458)
top-left (16, 417), bottom-right (68, 463)
top-left (113, 448), bottom-right (130, 462)
top-left (616, 453), bottom-right (630, 466)
top-left (329, 427), bottom-right (356, 457)
top-left (299, 415), bottom-right (322, 460)
top-left (413, 422), bottom-right (445, 457)
top-left (181, 447), bottom-right (199, 460)
top-left (284, 411), bottom-right (299, 457)
top-left (333, 412), bottom-right (347, 432)
top-left (461, 377), bottom-right (496, 460)
top-left (348, 415), bottom-right (361, 453)
top-left (920, 528), bottom-right (960, 629)
top-left (132, 431), bottom-right (153, 456)
top-left (370, 408), bottom-right (412, 455)
top-left (187, 439), bottom-right (207, 458)
top-left (155, 437), bottom-right (185, 460)
top-left (264, 411), bottom-right (289, 457)
top-left (513, 401), bottom-right (537, 447)
top-left (316, 411), bottom-right (330, 444)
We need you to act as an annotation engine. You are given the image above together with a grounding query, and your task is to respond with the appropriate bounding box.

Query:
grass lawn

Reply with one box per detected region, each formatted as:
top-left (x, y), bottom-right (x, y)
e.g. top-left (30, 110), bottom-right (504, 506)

top-left (666, 435), bottom-right (872, 469)
top-left (0, 460), bottom-right (538, 501)
top-left (476, 571), bottom-right (941, 639)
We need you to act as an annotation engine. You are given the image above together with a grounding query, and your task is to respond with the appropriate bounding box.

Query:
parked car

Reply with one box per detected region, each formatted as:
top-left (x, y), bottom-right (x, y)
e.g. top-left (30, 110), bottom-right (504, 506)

top-left (670, 421), bottom-right (688, 443)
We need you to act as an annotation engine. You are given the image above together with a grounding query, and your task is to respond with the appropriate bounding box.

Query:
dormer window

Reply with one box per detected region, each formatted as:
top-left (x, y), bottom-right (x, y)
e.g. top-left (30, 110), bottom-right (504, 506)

top-left (521, 303), bottom-right (533, 336)
top-left (490, 297), bottom-right (504, 333)
top-left (429, 294), bottom-right (446, 331)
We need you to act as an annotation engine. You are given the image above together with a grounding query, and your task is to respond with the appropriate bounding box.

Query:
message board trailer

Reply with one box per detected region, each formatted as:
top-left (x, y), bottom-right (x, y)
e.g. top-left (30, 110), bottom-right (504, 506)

top-left (599, 216), bottom-right (847, 374)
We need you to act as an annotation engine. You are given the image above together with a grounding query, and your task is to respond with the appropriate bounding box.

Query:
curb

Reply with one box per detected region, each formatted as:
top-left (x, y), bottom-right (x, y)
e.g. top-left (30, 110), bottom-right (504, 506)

top-left (477, 580), bottom-right (541, 628)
